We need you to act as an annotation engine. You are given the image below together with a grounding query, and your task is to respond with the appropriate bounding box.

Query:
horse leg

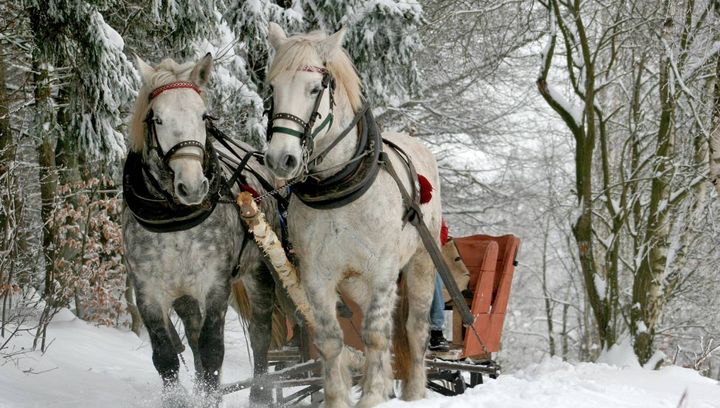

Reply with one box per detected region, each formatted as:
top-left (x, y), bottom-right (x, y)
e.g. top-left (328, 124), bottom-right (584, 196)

top-left (173, 295), bottom-right (203, 380)
top-left (136, 292), bottom-right (187, 406)
top-left (242, 263), bottom-right (275, 405)
top-left (197, 282), bottom-right (231, 406)
top-left (355, 278), bottom-right (396, 408)
top-left (400, 251), bottom-right (435, 400)
top-left (307, 284), bottom-right (352, 408)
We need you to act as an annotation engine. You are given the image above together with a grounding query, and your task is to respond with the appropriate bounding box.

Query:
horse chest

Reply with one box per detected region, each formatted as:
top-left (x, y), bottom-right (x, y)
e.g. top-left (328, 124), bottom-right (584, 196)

top-left (123, 206), bottom-right (242, 302)
top-left (287, 179), bottom-right (418, 268)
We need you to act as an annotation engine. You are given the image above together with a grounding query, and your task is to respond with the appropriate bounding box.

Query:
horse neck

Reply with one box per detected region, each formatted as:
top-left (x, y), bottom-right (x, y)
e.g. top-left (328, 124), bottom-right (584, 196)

top-left (309, 105), bottom-right (359, 180)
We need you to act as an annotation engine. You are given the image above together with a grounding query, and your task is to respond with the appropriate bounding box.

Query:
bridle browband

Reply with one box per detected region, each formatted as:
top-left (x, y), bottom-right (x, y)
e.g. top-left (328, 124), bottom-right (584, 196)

top-left (145, 81), bottom-right (206, 166)
top-left (267, 66), bottom-right (336, 160)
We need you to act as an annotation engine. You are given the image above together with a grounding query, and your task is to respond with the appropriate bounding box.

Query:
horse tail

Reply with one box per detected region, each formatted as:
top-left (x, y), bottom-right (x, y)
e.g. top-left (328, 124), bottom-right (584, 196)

top-left (230, 280), bottom-right (252, 322)
top-left (392, 275), bottom-right (411, 381)
top-left (270, 304), bottom-right (289, 349)
top-left (229, 280), bottom-right (289, 349)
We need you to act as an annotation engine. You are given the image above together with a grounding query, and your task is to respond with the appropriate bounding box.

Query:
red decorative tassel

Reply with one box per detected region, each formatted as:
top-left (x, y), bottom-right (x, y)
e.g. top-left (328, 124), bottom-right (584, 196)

top-left (440, 218), bottom-right (449, 245)
top-left (239, 184), bottom-right (259, 198)
top-left (418, 174), bottom-right (433, 204)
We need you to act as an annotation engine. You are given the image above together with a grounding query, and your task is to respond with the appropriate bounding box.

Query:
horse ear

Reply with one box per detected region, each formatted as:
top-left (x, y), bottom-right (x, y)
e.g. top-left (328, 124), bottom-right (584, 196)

top-left (135, 55), bottom-right (154, 85)
top-left (190, 53), bottom-right (213, 87)
top-left (318, 26), bottom-right (347, 61)
top-left (268, 22), bottom-right (287, 49)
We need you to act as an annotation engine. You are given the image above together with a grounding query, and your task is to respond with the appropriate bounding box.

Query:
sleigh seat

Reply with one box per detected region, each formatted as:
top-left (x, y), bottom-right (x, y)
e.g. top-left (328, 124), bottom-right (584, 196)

top-left (446, 234), bottom-right (520, 360)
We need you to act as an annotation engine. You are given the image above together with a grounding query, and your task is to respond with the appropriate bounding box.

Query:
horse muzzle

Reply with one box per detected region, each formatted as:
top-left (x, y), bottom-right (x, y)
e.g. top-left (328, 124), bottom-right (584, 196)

top-left (265, 149), bottom-right (301, 180)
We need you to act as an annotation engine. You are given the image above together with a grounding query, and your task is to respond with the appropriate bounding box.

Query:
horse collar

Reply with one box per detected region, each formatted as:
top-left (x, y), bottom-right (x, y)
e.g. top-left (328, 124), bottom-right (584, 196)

top-left (122, 140), bottom-right (223, 233)
top-left (291, 108), bottom-right (383, 209)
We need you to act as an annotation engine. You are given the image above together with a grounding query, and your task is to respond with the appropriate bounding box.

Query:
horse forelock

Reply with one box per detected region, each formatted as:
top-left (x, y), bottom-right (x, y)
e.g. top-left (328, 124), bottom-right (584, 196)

top-left (268, 31), bottom-right (363, 115)
top-left (128, 58), bottom-right (205, 153)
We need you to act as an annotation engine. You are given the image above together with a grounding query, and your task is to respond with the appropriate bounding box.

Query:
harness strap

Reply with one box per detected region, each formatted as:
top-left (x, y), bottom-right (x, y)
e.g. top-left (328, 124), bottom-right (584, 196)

top-left (378, 153), bottom-right (476, 328)
top-left (226, 150), bottom-right (256, 193)
top-left (380, 139), bottom-right (420, 223)
top-left (308, 104), bottom-right (368, 169)
top-left (207, 124), bottom-right (290, 209)
top-left (163, 140), bottom-right (204, 165)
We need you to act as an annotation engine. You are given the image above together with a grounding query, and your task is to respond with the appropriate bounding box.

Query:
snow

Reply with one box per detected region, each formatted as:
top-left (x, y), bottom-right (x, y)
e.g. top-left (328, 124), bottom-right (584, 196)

top-left (593, 274), bottom-right (606, 296)
top-left (546, 83), bottom-right (583, 126)
top-left (596, 338), bottom-right (641, 368)
top-left (3, 310), bottom-right (720, 408)
top-left (97, 12), bottom-right (125, 50)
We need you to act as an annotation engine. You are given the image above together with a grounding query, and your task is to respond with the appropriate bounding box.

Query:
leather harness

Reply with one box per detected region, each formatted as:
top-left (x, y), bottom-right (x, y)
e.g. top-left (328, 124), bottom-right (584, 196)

top-left (123, 81), bottom-right (275, 233)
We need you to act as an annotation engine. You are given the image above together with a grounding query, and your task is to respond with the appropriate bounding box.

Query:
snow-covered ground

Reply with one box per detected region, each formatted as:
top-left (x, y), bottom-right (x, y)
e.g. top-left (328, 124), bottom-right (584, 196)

top-left (1, 310), bottom-right (719, 408)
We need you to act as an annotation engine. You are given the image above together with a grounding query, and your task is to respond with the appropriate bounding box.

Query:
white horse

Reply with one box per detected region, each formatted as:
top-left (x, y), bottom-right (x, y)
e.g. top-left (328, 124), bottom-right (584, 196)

top-left (263, 23), bottom-right (442, 407)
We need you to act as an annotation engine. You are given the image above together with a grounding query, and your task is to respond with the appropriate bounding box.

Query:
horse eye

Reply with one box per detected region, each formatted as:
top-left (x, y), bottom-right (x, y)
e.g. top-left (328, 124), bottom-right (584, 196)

top-left (153, 117), bottom-right (163, 125)
top-left (310, 86), bottom-right (322, 95)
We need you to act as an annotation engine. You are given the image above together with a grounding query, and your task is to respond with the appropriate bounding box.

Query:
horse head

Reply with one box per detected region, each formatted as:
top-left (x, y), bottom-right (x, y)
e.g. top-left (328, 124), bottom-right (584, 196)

top-left (130, 54), bottom-right (214, 205)
top-left (264, 23), bottom-right (362, 180)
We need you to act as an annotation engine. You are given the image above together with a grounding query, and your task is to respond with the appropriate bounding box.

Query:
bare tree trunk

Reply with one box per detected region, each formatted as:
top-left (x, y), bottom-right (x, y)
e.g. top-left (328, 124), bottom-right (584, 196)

top-left (0, 42), bottom-right (14, 240)
top-left (631, 0), bottom-right (679, 365)
top-left (710, 49), bottom-right (720, 193)
top-left (538, 0), bottom-right (616, 351)
top-left (0, 42), bottom-right (17, 338)
top-left (541, 219), bottom-right (556, 356)
top-left (29, 8), bottom-right (60, 351)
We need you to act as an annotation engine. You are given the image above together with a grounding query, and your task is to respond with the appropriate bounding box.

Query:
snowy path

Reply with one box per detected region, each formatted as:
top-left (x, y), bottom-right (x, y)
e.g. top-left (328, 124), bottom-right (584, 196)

top-left (1, 310), bottom-right (719, 407)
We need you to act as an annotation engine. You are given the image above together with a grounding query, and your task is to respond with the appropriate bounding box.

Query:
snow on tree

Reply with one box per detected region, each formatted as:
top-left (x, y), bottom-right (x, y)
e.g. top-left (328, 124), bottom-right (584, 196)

top-left (225, 0), bottom-right (423, 145)
top-left (305, 0), bottom-right (423, 107)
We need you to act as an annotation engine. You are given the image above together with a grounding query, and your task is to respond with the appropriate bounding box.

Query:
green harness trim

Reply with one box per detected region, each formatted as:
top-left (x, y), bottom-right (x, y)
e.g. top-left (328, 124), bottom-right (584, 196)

top-left (271, 112), bottom-right (334, 141)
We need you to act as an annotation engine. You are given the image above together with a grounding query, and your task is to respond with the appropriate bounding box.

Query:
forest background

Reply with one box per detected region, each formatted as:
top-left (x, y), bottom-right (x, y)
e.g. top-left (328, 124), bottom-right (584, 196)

top-left (1, 0), bottom-right (719, 379)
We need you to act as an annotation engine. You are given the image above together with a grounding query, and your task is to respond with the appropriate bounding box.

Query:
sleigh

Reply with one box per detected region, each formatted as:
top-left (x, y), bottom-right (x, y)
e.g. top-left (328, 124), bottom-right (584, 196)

top-left (221, 199), bottom-right (520, 404)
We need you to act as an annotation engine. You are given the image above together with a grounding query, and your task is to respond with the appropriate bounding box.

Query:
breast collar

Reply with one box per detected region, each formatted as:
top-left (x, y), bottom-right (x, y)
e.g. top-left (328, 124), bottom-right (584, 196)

top-left (291, 107), bottom-right (383, 209)
top-left (122, 138), bottom-right (224, 233)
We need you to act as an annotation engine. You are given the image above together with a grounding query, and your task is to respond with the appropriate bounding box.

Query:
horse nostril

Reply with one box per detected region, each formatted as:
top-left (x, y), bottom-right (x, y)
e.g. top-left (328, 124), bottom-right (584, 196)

top-left (200, 178), bottom-right (209, 195)
top-left (265, 153), bottom-right (277, 170)
top-left (283, 154), bottom-right (297, 170)
top-left (177, 182), bottom-right (189, 198)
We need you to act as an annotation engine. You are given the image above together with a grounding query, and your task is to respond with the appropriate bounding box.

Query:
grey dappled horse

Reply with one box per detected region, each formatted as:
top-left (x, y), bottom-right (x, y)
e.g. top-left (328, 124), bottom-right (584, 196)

top-left (122, 54), bottom-right (277, 407)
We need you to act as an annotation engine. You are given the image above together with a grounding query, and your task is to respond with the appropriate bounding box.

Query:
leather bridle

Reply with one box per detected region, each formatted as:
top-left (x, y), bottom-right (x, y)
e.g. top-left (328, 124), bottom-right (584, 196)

top-left (266, 66), bottom-right (336, 161)
top-left (145, 81), bottom-right (207, 168)
top-left (266, 65), bottom-right (374, 180)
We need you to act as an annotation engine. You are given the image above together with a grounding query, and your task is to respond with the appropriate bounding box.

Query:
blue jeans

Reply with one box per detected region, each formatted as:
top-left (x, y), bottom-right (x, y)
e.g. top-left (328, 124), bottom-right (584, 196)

top-left (430, 273), bottom-right (445, 331)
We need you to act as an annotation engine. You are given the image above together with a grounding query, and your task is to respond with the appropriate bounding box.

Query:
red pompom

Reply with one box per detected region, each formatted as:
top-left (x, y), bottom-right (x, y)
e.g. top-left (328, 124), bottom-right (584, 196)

top-left (239, 183), bottom-right (259, 198)
top-left (418, 174), bottom-right (433, 204)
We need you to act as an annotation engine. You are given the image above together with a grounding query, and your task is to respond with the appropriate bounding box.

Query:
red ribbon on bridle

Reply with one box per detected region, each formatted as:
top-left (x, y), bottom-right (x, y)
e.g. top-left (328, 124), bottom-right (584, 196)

top-left (148, 81), bottom-right (202, 101)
